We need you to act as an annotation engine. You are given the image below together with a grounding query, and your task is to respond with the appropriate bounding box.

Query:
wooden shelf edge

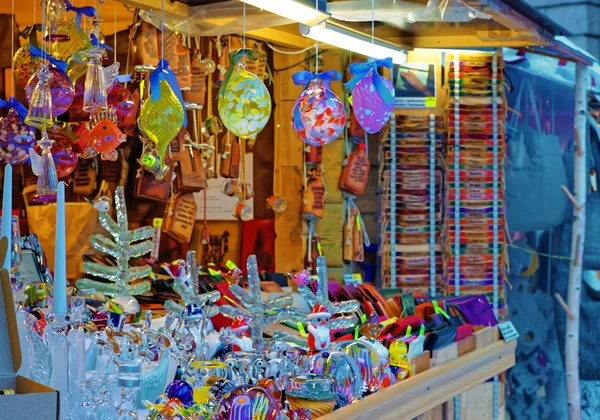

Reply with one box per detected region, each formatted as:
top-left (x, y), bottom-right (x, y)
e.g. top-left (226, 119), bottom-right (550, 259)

top-left (321, 339), bottom-right (516, 420)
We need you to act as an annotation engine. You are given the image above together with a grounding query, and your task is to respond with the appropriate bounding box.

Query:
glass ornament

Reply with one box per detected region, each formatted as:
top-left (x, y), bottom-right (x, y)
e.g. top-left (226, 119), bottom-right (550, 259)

top-left (214, 385), bottom-right (281, 420)
top-left (307, 350), bottom-right (362, 404)
top-left (266, 195), bottom-right (287, 213)
top-left (285, 373), bottom-right (337, 417)
top-left (83, 49), bottom-right (119, 113)
top-left (334, 340), bottom-right (384, 394)
top-left (36, 127), bottom-right (79, 178)
top-left (83, 119), bottom-right (126, 161)
top-left (29, 132), bottom-right (59, 202)
top-left (69, 76), bottom-right (87, 121)
top-left (217, 62), bottom-right (271, 140)
top-left (25, 66), bottom-right (55, 129)
top-left (13, 44), bottom-right (42, 90)
top-left (164, 380), bottom-right (194, 408)
top-left (51, 18), bottom-right (93, 82)
top-left (139, 79), bottom-right (185, 165)
top-left (350, 70), bottom-right (394, 134)
top-left (0, 108), bottom-right (36, 165)
top-left (107, 82), bottom-right (137, 134)
top-left (25, 64), bottom-right (74, 117)
top-left (45, 0), bottom-right (69, 42)
top-left (291, 77), bottom-right (346, 147)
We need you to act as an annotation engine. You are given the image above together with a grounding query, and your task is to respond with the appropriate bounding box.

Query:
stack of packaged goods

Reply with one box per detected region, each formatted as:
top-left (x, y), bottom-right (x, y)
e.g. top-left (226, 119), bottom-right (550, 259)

top-left (380, 115), bottom-right (446, 294)
top-left (444, 53), bottom-right (507, 317)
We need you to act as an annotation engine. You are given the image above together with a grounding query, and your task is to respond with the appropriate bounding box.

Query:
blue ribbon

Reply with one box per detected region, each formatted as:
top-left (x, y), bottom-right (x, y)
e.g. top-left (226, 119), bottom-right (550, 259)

top-left (0, 97), bottom-right (28, 120)
top-left (217, 49), bottom-right (262, 99)
top-left (150, 59), bottom-right (187, 127)
top-left (90, 34), bottom-right (113, 51)
top-left (28, 45), bottom-right (68, 73)
top-left (344, 58), bottom-right (394, 106)
top-left (64, 0), bottom-right (96, 32)
top-left (292, 70), bottom-right (342, 88)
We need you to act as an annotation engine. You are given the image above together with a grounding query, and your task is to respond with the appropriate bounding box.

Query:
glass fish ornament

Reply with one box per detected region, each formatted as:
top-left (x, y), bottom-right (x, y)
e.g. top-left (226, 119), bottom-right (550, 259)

top-left (25, 66), bottom-right (55, 129)
top-left (25, 64), bottom-right (74, 117)
top-left (29, 132), bottom-right (59, 203)
top-left (139, 80), bottom-right (185, 165)
top-left (217, 59), bottom-right (271, 140)
top-left (83, 47), bottom-right (119, 113)
top-left (0, 99), bottom-right (36, 165)
top-left (45, 0), bottom-right (69, 42)
top-left (85, 119), bottom-right (126, 161)
top-left (291, 70), bottom-right (346, 147)
top-left (345, 59), bottom-right (395, 134)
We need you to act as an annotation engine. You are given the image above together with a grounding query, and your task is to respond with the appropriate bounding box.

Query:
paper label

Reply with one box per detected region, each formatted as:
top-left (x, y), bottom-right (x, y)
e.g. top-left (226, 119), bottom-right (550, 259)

top-left (151, 218), bottom-right (163, 260)
top-left (425, 97), bottom-right (437, 107)
top-left (142, 154), bottom-right (157, 167)
top-left (498, 321), bottom-right (519, 341)
top-left (343, 273), bottom-right (363, 286)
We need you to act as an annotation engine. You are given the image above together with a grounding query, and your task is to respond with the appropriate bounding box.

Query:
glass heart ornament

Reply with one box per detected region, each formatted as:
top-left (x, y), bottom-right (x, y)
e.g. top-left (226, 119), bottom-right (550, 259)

top-left (25, 62), bottom-right (74, 117)
top-left (0, 99), bottom-right (36, 165)
top-left (291, 70), bottom-right (346, 147)
top-left (217, 49), bottom-right (271, 140)
top-left (139, 60), bottom-right (186, 165)
top-left (345, 58), bottom-right (395, 134)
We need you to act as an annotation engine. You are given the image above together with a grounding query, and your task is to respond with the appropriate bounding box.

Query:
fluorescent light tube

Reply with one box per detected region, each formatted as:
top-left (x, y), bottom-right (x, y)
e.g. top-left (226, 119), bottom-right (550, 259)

top-left (241, 0), bottom-right (330, 26)
top-left (300, 22), bottom-right (408, 64)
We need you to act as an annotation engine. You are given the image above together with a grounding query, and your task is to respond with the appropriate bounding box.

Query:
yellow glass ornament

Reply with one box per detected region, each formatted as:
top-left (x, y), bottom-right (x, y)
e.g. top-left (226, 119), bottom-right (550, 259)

top-left (217, 63), bottom-right (271, 140)
top-left (13, 44), bottom-right (42, 90)
top-left (51, 18), bottom-right (91, 61)
top-left (139, 79), bottom-right (185, 164)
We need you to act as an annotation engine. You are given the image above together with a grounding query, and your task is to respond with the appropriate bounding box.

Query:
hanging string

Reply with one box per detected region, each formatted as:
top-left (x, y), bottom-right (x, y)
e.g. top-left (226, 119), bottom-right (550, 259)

top-left (242, 0), bottom-right (246, 66)
top-left (11, 0), bottom-right (14, 95)
top-left (113, 0), bottom-right (116, 63)
top-left (371, 0), bottom-right (375, 57)
top-left (315, 0), bottom-right (319, 74)
top-left (161, 0), bottom-right (164, 66)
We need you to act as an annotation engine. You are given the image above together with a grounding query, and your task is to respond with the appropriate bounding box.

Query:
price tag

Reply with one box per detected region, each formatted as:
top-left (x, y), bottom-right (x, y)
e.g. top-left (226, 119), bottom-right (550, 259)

top-left (408, 335), bottom-right (425, 360)
top-left (498, 321), bottom-right (519, 341)
top-left (151, 218), bottom-right (163, 260)
top-left (425, 97), bottom-right (436, 107)
top-left (225, 260), bottom-right (238, 271)
top-left (343, 273), bottom-right (363, 286)
top-left (141, 154), bottom-right (157, 167)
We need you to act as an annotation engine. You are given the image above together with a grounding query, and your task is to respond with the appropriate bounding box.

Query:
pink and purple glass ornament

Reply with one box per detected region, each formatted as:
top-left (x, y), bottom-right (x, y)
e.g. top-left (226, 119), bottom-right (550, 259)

top-left (0, 102), bottom-right (36, 165)
top-left (107, 81), bottom-right (137, 133)
top-left (35, 129), bottom-right (78, 178)
top-left (25, 63), bottom-right (74, 117)
top-left (291, 70), bottom-right (346, 147)
top-left (345, 58), bottom-right (395, 134)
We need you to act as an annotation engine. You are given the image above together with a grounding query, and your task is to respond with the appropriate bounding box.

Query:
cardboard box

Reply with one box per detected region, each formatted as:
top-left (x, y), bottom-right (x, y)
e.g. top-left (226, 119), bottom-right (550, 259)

top-left (0, 236), bottom-right (59, 420)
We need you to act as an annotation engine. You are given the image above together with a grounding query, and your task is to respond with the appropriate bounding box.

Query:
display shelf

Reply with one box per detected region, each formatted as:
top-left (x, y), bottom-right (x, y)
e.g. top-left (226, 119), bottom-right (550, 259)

top-left (320, 339), bottom-right (516, 420)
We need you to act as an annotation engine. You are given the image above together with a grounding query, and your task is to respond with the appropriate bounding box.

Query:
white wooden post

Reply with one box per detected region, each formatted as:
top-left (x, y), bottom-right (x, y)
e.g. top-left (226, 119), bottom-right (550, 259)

top-left (566, 61), bottom-right (588, 420)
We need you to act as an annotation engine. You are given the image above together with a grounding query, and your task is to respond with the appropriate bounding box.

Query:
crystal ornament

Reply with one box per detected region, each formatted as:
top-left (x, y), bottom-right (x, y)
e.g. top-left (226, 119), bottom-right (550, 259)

top-left (220, 255), bottom-right (304, 351)
top-left (25, 63), bottom-right (75, 117)
top-left (76, 186), bottom-right (154, 296)
top-left (25, 65), bottom-right (55, 129)
top-left (83, 47), bottom-right (119, 113)
top-left (29, 132), bottom-right (59, 203)
top-left (298, 256), bottom-right (361, 329)
top-left (45, 0), bottom-right (69, 42)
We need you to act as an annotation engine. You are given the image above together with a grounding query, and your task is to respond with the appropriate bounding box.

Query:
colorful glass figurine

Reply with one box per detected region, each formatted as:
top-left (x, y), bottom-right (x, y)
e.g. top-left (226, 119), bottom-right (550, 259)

top-left (389, 340), bottom-right (413, 382)
top-left (29, 131), bottom-right (59, 202)
top-left (307, 303), bottom-right (331, 353)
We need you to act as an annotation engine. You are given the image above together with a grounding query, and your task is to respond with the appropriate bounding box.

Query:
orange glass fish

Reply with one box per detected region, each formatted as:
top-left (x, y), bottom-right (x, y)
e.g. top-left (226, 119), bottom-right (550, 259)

top-left (79, 119), bottom-right (126, 161)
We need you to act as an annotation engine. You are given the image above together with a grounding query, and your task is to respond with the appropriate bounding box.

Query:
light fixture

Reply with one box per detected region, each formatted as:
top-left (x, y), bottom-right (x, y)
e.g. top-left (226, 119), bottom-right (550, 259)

top-left (300, 21), bottom-right (408, 65)
top-left (241, 0), bottom-right (330, 26)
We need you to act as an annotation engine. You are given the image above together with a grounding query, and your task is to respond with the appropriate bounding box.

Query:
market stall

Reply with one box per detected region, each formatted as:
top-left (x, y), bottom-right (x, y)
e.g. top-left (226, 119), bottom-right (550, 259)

top-left (0, 0), bottom-right (587, 419)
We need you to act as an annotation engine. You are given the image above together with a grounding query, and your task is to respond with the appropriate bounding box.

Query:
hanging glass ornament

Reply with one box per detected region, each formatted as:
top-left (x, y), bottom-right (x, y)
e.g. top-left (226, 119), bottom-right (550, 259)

top-left (37, 126), bottom-right (79, 178)
top-left (217, 49), bottom-right (271, 140)
top-left (51, 16), bottom-right (93, 82)
top-left (345, 58), bottom-right (395, 134)
top-left (139, 59), bottom-right (186, 166)
top-left (45, 0), bottom-right (69, 42)
top-left (214, 385), bottom-right (281, 420)
top-left (13, 25), bottom-right (44, 89)
top-left (0, 98), bottom-right (36, 165)
top-left (291, 70), bottom-right (347, 147)
top-left (107, 78), bottom-right (137, 134)
top-left (29, 131), bottom-right (59, 202)
top-left (25, 62), bottom-right (74, 117)
top-left (82, 30), bottom-right (120, 113)
top-left (25, 65), bottom-right (55, 129)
